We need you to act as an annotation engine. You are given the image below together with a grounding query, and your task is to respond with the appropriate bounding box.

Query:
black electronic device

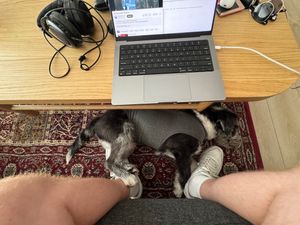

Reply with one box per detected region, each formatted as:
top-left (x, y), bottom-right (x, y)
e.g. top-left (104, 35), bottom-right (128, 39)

top-left (37, 0), bottom-right (95, 47)
top-left (94, 0), bottom-right (109, 11)
top-left (37, 0), bottom-right (108, 78)
top-left (251, 0), bottom-right (285, 25)
top-left (107, 20), bottom-right (114, 35)
top-left (240, 0), bottom-right (259, 9)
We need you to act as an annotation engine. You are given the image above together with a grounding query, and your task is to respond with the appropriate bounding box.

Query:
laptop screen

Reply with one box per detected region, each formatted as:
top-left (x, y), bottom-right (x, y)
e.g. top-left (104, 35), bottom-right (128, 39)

top-left (109, 0), bottom-right (217, 38)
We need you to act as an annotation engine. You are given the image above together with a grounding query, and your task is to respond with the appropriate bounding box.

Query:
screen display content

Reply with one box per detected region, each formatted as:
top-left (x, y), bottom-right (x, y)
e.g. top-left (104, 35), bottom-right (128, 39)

top-left (111, 0), bottom-right (216, 37)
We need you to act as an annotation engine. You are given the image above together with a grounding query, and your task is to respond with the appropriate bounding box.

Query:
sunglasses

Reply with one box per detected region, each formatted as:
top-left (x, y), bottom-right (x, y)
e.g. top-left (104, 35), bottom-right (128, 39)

top-left (250, 0), bottom-right (286, 25)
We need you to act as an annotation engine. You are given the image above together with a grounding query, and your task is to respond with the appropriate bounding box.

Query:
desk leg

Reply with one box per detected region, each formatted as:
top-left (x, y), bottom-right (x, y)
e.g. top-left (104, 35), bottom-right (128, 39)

top-left (0, 105), bottom-right (39, 116)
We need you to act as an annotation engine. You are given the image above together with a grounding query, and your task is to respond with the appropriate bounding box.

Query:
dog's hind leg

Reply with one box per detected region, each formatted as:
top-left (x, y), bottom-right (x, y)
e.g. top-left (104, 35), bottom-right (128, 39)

top-left (163, 151), bottom-right (192, 198)
top-left (174, 155), bottom-right (193, 197)
top-left (105, 122), bottom-right (138, 186)
top-left (160, 134), bottom-right (199, 197)
top-left (115, 121), bottom-right (137, 173)
top-left (66, 117), bottom-right (100, 164)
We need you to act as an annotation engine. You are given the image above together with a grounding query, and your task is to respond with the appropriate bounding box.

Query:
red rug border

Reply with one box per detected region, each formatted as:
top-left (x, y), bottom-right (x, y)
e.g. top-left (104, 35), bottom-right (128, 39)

top-left (244, 102), bottom-right (264, 169)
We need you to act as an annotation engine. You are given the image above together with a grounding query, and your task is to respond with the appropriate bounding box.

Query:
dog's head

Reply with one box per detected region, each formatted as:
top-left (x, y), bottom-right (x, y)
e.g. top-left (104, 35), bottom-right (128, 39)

top-left (201, 103), bottom-right (241, 148)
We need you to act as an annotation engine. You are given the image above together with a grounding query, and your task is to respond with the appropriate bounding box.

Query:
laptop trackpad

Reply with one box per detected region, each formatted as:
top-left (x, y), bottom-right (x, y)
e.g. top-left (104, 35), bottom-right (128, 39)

top-left (144, 75), bottom-right (191, 102)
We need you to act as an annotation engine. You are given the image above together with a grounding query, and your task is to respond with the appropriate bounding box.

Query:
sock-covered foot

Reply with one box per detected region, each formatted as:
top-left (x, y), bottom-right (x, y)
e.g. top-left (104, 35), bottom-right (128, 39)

top-left (184, 146), bottom-right (224, 198)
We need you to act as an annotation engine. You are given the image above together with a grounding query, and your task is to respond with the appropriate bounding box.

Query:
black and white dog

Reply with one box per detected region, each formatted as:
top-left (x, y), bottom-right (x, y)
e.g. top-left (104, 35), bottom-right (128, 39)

top-left (66, 103), bottom-right (240, 197)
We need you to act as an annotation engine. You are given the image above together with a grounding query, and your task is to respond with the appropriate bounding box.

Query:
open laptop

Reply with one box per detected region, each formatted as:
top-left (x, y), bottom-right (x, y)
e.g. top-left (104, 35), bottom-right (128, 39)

top-left (109, 0), bottom-right (225, 105)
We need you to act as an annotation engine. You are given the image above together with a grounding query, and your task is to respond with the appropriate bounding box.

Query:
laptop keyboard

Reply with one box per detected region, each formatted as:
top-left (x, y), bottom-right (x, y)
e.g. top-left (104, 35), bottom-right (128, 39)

top-left (119, 40), bottom-right (214, 76)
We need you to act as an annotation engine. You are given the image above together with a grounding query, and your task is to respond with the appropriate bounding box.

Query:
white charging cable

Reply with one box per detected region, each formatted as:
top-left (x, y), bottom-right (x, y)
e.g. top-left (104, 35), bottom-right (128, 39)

top-left (215, 45), bottom-right (300, 76)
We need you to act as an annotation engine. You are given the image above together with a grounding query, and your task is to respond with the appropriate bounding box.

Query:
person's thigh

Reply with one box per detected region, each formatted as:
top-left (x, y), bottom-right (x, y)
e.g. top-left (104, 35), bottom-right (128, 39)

top-left (0, 174), bottom-right (75, 225)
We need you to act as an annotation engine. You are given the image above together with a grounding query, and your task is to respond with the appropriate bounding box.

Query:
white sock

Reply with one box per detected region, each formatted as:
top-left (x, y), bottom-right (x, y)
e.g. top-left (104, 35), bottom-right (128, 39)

top-left (188, 175), bottom-right (212, 198)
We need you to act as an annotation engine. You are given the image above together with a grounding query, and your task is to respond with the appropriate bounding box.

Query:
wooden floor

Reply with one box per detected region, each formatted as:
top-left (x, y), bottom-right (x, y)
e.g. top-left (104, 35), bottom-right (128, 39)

top-left (249, 80), bottom-right (300, 170)
top-left (249, 0), bottom-right (300, 171)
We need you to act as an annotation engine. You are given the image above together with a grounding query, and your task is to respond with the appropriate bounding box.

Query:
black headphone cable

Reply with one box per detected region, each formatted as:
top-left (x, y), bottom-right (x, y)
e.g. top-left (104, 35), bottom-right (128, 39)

top-left (77, 1), bottom-right (109, 71)
top-left (42, 3), bottom-right (108, 78)
top-left (79, 36), bottom-right (102, 71)
top-left (43, 31), bottom-right (71, 79)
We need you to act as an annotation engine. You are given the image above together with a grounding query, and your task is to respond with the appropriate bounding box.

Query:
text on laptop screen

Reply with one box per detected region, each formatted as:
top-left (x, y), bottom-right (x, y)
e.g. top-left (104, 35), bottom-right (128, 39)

top-left (111, 0), bottom-right (217, 37)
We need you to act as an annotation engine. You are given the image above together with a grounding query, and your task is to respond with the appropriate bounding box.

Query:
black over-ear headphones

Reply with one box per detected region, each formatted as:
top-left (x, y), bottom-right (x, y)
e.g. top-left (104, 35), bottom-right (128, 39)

top-left (37, 0), bottom-right (94, 47)
top-left (37, 0), bottom-right (108, 78)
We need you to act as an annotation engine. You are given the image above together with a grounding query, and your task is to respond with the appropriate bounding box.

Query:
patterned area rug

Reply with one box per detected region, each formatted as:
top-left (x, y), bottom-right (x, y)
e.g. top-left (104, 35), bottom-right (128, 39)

top-left (0, 102), bottom-right (263, 198)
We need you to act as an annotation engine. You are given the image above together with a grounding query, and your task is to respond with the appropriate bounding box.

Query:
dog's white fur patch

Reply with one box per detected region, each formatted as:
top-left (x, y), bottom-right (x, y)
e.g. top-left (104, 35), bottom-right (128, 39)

top-left (120, 122), bottom-right (135, 142)
top-left (193, 145), bottom-right (202, 156)
top-left (193, 110), bottom-right (216, 140)
top-left (98, 139), bottom-right (112, 160)
top-left (98, 139), bottom-right (115, 177)
top-left (115, 122), bottom-right (136, 158)
top-left (173, 171), bottom-right (183, 198)
top-left (211, 104), bottom-right (224, 111)
top-left (163, 150), bottom-right (176, 160)
top-left (65, 150), bottom-right (72, 165)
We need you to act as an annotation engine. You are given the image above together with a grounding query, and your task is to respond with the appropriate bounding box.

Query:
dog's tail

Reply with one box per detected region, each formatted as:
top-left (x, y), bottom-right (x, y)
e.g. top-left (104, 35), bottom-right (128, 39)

top-left (66, 119), bottom-right (98, 165)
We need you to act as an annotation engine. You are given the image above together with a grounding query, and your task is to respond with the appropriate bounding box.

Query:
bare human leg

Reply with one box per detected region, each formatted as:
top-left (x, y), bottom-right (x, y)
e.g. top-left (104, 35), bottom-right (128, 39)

top-left (194, 162), bottom-right (300, 224)
top-left (184, 146), bottom-right (300, 225)
top-left (0, 174), bottom-right (131, 225)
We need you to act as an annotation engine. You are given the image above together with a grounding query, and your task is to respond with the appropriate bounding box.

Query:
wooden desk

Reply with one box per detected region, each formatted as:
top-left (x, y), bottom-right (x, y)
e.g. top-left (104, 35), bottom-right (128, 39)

top-left (0, 0), bottom-right (299, 111)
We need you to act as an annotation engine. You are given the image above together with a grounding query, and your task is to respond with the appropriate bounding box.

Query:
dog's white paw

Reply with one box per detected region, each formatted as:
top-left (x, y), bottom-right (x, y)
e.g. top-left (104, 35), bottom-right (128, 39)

top-left (173, 171), bottom-right (183, 198)
top-left (110, 171), bottom-right (117, 178)
top-left (173, 182), bottom-right (183, 198)
top-left (121, 174), bottom-right (138, 187)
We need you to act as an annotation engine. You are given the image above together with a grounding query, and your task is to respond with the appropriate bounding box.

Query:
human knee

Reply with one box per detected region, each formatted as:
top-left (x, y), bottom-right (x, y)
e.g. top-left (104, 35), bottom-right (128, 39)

top-left (199, 178), bottom-right (218, 200)
top-left (274, 166), bottom-right (300, 192)
top-left (261, 190), bottom-right (300, 225)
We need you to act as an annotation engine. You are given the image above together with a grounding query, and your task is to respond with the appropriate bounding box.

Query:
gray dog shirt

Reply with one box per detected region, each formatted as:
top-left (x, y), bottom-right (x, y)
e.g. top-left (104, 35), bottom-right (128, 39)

top-left (125, 110), bottom-right (207, 150)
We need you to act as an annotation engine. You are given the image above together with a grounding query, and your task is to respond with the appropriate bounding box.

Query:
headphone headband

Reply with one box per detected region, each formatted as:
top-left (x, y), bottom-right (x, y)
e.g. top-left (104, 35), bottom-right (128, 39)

top-left (64, 0), bottom-right (94, 35)
top-left (37, 0), bottom-right (94, 35)
top-left (37, 0), bottom-right (63, 28)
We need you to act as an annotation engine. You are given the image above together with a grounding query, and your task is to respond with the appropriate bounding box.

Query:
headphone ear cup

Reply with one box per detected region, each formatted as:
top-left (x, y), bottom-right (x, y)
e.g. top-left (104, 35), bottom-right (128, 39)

top-left (47, 11), bottom-right (83, 47)
top-left (64, 0), bottom-right (94, 35)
